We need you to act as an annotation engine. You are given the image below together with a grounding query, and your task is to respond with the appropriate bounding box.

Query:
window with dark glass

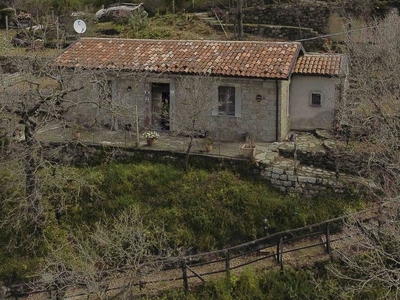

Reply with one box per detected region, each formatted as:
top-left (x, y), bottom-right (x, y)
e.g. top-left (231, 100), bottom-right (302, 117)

top-left (311, 92), bottom-right (322, 106)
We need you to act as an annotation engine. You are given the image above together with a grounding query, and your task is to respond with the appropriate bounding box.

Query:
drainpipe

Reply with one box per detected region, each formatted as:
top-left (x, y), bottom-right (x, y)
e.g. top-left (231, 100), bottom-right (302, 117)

top-left (275, 79), bottom-right (279, 142)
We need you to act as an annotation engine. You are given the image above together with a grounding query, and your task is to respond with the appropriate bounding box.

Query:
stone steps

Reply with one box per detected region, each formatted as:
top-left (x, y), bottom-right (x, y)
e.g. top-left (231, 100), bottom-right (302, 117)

top-left (195, 13), bottom-right (220, 26)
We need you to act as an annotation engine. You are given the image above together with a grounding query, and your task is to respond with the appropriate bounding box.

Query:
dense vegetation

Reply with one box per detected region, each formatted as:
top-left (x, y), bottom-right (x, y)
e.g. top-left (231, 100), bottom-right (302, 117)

top-left (158, 266), bottom-right (389, 300)
top-left (0, 162), bottom-right (366, 283)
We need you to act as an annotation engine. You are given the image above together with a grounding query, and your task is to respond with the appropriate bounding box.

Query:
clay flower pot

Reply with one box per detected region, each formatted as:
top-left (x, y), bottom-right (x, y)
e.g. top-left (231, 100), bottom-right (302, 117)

top-left (242, 143), bottom-right (256, 158)
top-left (146, 138), bottom-right (156, 146)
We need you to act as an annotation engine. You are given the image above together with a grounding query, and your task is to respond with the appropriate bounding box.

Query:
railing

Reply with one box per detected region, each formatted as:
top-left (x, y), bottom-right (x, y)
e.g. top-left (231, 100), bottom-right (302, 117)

top-left (3, 207), bottom-right (379, 299)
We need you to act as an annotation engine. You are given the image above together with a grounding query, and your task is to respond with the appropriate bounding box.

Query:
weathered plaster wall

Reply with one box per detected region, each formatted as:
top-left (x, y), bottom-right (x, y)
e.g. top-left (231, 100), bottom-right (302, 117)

top-left (278, 80), bottom-right (291, 141)
top-left (290, 75), bottom-right (336, 130)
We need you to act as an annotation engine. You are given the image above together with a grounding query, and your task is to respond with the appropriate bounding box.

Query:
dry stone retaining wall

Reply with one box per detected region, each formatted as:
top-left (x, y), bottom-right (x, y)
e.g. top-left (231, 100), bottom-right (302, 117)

top-left (260, 162), bottom-right (360, 198)
top-left (241, 2), bottom-right (330, 34)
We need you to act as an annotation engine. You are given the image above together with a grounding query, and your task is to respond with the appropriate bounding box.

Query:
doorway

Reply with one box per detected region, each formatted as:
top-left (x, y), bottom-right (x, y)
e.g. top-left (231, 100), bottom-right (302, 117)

top-left (151, 83), bottom-right (170, 130)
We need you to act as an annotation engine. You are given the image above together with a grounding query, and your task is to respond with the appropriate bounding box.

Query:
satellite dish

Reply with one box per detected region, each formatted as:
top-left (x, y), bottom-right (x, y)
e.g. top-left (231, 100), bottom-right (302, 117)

top-left (73, 19), bottom-right (87, 34)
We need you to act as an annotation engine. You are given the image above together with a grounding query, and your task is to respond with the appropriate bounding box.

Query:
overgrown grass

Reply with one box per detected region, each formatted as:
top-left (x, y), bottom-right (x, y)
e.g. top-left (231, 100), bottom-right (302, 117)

top-left (157, 265), bottom-right (390, 300)
top-left (64, 162), bottom-right (367, 251)
top-left (0, 161), bottom-right (367, 283)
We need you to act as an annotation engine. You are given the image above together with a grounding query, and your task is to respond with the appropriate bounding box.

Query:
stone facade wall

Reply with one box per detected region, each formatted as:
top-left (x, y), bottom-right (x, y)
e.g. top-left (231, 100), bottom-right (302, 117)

top-left (241, 2), bottom-right (330, 34)
top-left (208, 78), bottom-right (278, 142)
top-left (73, 74), bottom-right (284, 142)
top-left (94, 75), bottom-right (289, 141)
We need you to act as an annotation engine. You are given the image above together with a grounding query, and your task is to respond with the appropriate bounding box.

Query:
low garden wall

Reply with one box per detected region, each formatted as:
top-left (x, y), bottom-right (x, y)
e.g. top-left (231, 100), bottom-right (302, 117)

top-left (259, 163), bottom-right (373, 198)
top-left (40, 141), bottom-right (374, 198)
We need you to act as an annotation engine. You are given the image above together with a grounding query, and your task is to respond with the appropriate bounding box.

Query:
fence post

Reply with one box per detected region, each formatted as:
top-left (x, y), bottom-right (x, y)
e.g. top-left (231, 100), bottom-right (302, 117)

top-left (225, 250), bottom-right (230, 275)
top-left (5, 15), bottom-right (8, 41)
top-left (326, 223), bottom-right (333, 261)
top-left (181, 260), bottom-right (189, 292)
top-left (276, 238), bottom-right (280, 263)
top-left (279, 237), bottom-right (283, 270)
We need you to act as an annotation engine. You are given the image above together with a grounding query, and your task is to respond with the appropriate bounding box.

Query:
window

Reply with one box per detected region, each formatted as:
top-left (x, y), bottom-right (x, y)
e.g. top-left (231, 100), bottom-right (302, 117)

top-left (212, 85), bottom-right (242, 117)
top-left (218, 86), bottom-right (236, 116)
top-left (311, 92), bottom-right (322, 107)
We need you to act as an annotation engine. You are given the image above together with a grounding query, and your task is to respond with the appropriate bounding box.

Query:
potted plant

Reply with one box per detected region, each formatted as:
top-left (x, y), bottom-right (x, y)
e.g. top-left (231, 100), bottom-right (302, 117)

top-left (142, 130), bottom-right (160, 146)
top-left (242, 141), bottom-right (256, 158)
top-left (204, 137), bottom-right (213, 152)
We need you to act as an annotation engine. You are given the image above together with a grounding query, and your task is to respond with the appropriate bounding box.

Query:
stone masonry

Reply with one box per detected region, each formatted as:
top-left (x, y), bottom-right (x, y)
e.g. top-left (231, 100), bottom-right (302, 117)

top-left (254, 131), bottom-right (377, 197)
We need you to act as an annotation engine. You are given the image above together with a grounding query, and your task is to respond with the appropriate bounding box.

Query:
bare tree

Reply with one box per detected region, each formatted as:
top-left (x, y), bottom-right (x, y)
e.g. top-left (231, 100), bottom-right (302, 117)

top-left (336, 13), bottom-right (400, 198)
top-left (330, 14), bottom-right (400, 298)
top-left (172, 74), bottom-right (219, 172)
top-left (0, 59), bottom-right (88, 240)
top-left (35, 205), bottom-right (171, 299)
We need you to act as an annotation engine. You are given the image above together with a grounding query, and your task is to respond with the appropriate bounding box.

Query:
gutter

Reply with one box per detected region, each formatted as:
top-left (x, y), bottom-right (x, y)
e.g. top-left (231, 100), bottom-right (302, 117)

top-left (275, 79), bottom-right (279, 142)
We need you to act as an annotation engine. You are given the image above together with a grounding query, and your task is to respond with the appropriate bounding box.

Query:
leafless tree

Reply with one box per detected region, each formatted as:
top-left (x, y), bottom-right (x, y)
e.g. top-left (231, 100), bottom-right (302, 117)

top-left (0, 59), bottom-right (87, 240)
top-left (0, 57), bottom-right (171, 296)
top-left (35, 205), bottom-right (171, 299)
top-left (172, 74), bottom-right (219, 172)
top-left (331, 14), bottom-right (400, 298)
top-left (336, 13), bottom-right (400, 198)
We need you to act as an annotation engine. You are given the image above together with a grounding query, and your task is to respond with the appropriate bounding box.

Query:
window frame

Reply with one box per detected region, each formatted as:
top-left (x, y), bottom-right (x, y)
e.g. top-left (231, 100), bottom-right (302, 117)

top-left (310, 92), bottom-right (322, 107)
top-left (212, 84), bottom-right (242, 118)
top-left (218, 86), bottom-right (236, 116)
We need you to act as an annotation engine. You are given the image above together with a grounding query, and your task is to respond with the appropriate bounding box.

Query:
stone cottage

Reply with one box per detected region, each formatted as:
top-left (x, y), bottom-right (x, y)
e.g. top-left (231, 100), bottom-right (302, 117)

top-left (52, 38), bottom-right (345, 141)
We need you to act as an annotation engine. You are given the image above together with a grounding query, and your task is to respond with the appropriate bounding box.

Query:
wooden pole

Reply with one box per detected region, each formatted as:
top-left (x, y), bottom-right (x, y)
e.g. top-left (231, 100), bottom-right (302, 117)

top-left (237, 0), bottom-right (243, 40)
top-left (293, 134), bottom-right (297, 174)
top-left (279, 237), bottom-right (283, 270)
top-left (276, 238), bottom-right (280, 263)
top-left (181, 260), bottom-right (188, 292)
top-left (135, 105), bottom-right (140, 147)
top-left (225, 250), bottom-right (230, 274)
top-left (56, 17), bottom-right (60, 54)
top-left (5, 16), bottom-right (8, 41)
top-left (326, 223), bottom-right (333, 261)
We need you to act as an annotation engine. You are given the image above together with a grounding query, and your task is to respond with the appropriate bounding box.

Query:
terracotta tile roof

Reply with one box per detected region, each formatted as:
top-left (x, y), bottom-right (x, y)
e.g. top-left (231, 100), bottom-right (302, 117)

top-left (52, 38), bottom-right (304, 79)
top-left (293, 53), bottom-right (343, 76)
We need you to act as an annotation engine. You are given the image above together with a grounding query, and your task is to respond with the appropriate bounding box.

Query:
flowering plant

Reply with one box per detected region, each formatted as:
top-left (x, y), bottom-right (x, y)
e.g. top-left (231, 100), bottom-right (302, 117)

top-left (142, 130), bottom-right (160, 139)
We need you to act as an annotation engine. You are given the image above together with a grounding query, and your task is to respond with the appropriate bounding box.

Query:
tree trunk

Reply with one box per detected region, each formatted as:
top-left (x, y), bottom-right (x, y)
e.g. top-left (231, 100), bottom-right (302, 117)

top-left (24, 122), bottom-right (44, 234)
top-left (237, 0), bottom-right (244, 40)
top-left (184, 135), bottom-right (193, 173)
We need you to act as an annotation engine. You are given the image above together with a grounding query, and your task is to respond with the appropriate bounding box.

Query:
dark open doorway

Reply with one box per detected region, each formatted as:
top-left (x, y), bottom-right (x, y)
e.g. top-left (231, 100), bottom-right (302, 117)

top-left (151, 83), bottom-right (170, 130)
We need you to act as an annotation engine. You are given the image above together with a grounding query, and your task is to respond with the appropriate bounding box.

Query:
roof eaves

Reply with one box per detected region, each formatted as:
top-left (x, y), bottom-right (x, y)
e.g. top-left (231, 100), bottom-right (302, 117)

top-left (287, 42), bottom-right (305, 79)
